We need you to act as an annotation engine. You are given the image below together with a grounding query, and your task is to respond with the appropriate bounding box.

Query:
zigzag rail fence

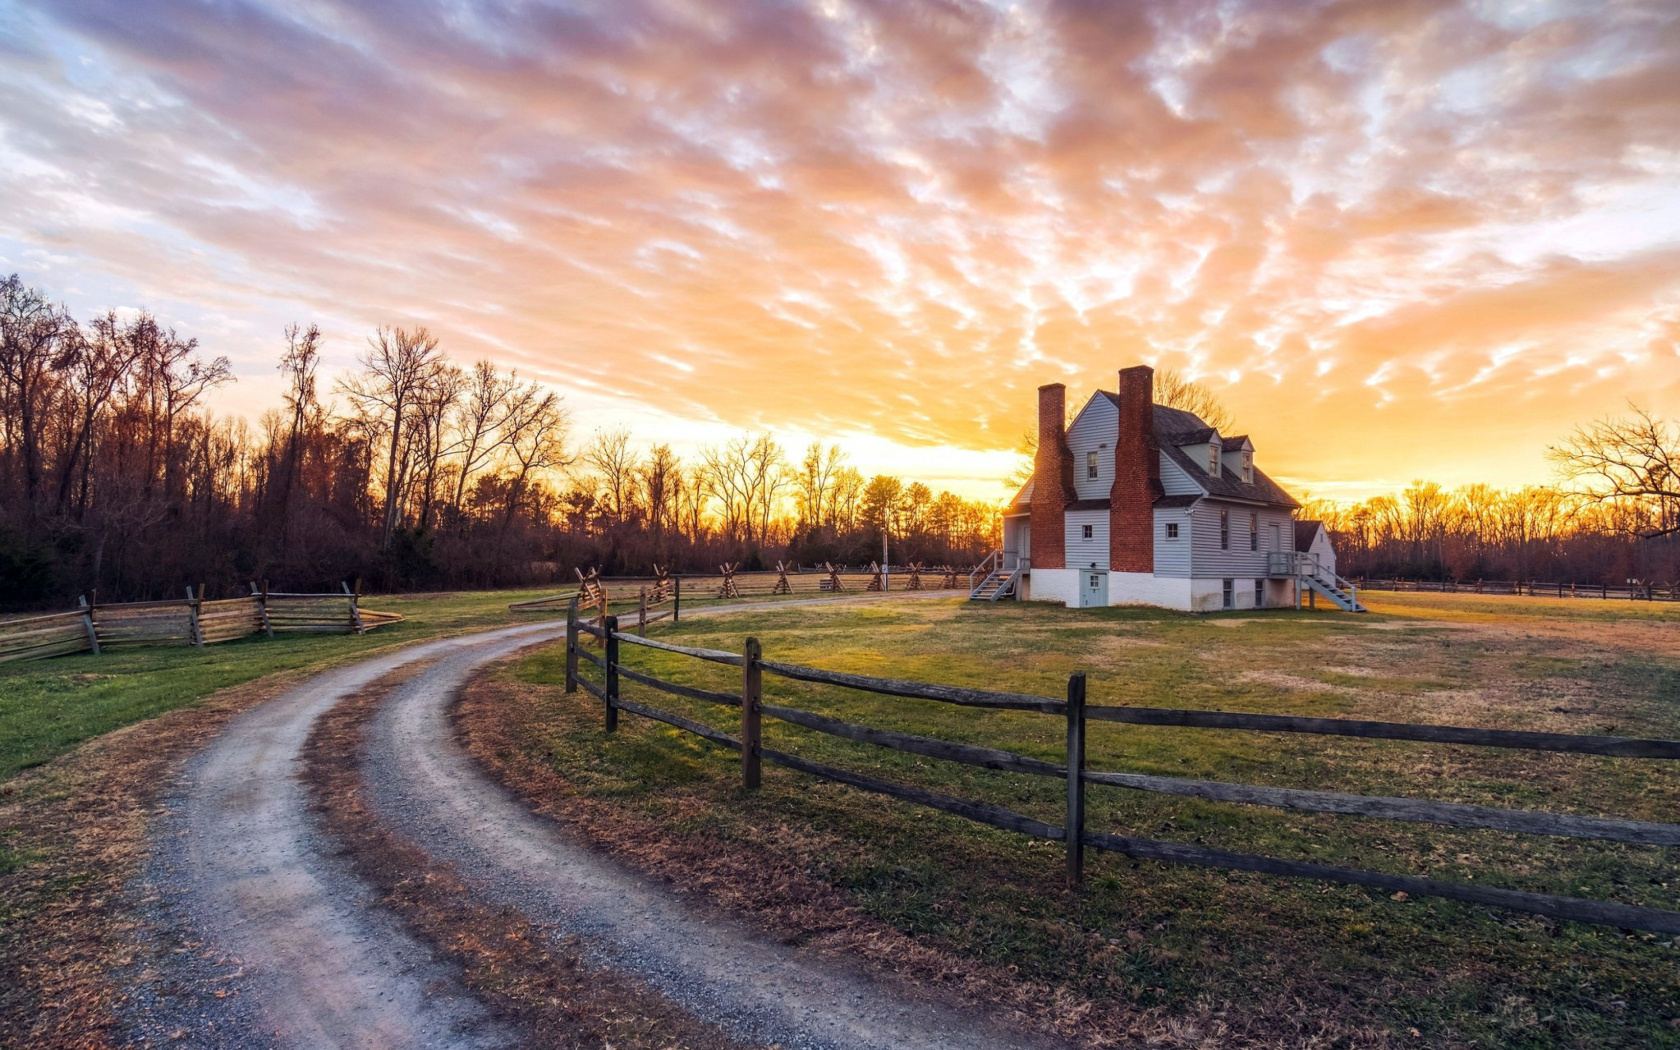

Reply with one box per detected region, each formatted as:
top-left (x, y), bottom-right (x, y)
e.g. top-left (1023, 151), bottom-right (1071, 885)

top-left (564, 605), bottom-right (1680, 935)
top-left (0, 580), bottom-right (400, 663)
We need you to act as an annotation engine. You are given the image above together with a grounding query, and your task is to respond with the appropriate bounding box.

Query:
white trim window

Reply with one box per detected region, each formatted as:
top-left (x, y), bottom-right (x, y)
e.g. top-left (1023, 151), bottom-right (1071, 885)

top-left (1165, 522), bottom-right (1179, 539)
top-left (1086, 450), bottom-right (1099, 480)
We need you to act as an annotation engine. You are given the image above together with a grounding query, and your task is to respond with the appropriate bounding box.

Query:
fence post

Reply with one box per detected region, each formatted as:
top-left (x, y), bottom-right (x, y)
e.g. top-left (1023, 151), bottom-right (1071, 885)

top-left (187, 585), bottom-right (205, 648)
top-left (603, 614), bottom-right (619, 733)
top-left (78, 595), bottom-right (100, 655)
top-left (638, 586), bottom-right (648, 636)
top-left (1065, 672), bottom-right (1087, 888)
top-left (254, 579), bottom-right (275, 638)
top-left (565, 599), bottom-right (579, 694)
top-left (673, 576), bottom-right (681, 623)
top-left (345, 579), bottom-right (366, 634)
top-left (742, 637), bottom-right (762, 789)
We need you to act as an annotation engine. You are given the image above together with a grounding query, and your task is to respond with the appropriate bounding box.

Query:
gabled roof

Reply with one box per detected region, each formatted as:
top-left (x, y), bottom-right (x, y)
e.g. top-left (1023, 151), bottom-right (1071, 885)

top-left (1022, 394), bottom-right (1300, 512)
top-left (1295, 520), bottom-right (1324, 552)
top-left (1008, 477), bottom-right (1034, 510)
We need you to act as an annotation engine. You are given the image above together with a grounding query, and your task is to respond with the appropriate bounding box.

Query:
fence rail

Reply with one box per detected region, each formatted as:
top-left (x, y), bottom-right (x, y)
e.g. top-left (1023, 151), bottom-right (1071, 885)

top-left (1356, 577), bottom-right (1679, 601)
top-left (564, 608), bottom-right (1680, 935)
top-left (0, 581), bottom-right (401, 662)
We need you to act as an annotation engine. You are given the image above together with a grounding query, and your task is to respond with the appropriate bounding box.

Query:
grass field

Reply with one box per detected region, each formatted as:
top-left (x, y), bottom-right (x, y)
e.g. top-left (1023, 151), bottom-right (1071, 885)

top-left (0, 587), bottom-right (571, 781)
top-left (494, 591), bottom-right (1680, 1047)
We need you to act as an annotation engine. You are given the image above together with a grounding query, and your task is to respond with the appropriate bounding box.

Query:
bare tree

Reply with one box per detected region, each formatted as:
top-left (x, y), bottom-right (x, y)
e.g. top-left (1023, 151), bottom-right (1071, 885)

top-left (641, 443), bottom-right (681, 536)
top-left (407, 362), bottom-right (465, 531)
top-left (700, 437), bottom-right (754, 542)
top-left (584, 427), bottom-right (641, 525)
top-left (1155, 368), bottom-right (1234, 432)
top-left (337, 326), bottom-right (445, 546)
top-left (269, 323), bottom-right (322, 545)
top-left (745, 434), bottom-right (788, 545)
top-left (498, 386), bottom-right (572, 536)
top-left (449, 359), bottom-right (517, 516)
top-left (1550, 404), bottom-right (1680, 538)
top-left (0, 275), bottom-right (73, 508)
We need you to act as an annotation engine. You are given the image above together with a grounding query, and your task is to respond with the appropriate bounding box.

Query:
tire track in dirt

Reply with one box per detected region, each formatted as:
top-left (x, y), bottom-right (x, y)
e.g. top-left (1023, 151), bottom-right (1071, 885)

top-left (138, 625), bottom-right (560, 1049)
top-left (139, 593), bottom-right (1047, 1050)
top-left (358, 610), bottom-right (1059, 1050)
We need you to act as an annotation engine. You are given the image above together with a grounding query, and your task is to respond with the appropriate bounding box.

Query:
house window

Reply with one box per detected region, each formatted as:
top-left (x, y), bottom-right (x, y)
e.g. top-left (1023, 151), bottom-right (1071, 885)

top-left (1241, 452), bottom-right (1253, 483)
top-left (1207, 446), bottom-right (1220, 474)
top-left (1220, 508), bottom-right (1229, 549)
top-left (1222, 578), bottom-right (1234, 609)
top-left (1254, 579), bottom-right (1265, 607)
top-left (1081, 523), bottom-right (1093, 539)
top-left (1165, 522), bottom-right (1179, 539)
top-left (1249, 512), bottom-right (1259, 551)
top-left (1086, 451), bottom-right (1099, 480)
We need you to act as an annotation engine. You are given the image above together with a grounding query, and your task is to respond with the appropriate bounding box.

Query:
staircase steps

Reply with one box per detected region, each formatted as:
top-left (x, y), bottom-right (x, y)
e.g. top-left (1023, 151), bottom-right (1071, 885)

top-left (1304, 572), bottom-right (1366, 612)
top-left (969, 568), bottom-right (1019, 602)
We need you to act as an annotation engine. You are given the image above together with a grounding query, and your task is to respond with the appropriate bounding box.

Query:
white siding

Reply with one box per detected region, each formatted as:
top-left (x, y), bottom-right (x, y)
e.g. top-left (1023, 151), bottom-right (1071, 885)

top-left (1153, 507), bottom-right (1192, 577)
top-left (1189, 502), bottom-right (1294, 578)
top-left (1308, 527), bottom-right (1337, 575)
top-left (1065, 394), bottom-right (1117, 502)
top-left (1159, 453), bottom-right (1203, 496)
top-left (1066, 509), bottom-right (1108, 569)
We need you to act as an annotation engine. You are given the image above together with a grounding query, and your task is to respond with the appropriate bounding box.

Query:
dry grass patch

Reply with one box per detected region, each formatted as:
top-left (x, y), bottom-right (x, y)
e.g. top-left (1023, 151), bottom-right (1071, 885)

top-left (0, 673), bottom-right (302, 1049)
top-left (458, 596), bottom-right (1680, 1049)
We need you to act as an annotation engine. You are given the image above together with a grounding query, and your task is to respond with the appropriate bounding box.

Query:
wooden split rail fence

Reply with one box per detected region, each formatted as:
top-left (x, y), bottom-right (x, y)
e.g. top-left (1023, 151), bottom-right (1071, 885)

top-left (0, 581), bottom-right (400, 663)
top-left (512, 563), bottom-right (967, 617)
top-left (1357, 577), bottom-right (1679, 601)
top-left (565, 610), bottom-right (1680, 935)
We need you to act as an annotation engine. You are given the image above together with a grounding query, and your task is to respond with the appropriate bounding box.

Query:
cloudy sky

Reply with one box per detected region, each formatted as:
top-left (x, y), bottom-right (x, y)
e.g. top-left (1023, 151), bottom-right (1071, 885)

top-left (2, 0), bottom-right (1677, 501)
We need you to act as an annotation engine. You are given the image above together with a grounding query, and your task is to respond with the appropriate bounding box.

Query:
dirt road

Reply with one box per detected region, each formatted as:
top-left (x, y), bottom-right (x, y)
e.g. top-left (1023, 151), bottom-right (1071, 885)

top-left (132, 595), bottom-right (1057, 1049)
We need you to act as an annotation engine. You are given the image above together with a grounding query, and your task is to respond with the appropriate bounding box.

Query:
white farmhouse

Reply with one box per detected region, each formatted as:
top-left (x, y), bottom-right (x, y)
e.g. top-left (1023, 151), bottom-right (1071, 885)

top-left (977, 365), bottom-right (1363, 612)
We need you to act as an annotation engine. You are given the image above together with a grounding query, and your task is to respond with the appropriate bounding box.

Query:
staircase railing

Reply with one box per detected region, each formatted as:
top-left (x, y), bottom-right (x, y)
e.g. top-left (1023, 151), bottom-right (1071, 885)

top-left (969, 550), bottom-right (1001, 593)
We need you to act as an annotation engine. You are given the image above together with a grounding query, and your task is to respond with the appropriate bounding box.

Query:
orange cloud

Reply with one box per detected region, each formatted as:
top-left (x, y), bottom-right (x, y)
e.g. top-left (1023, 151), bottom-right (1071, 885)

top-left (0, 0), bottom-right (1676, 501)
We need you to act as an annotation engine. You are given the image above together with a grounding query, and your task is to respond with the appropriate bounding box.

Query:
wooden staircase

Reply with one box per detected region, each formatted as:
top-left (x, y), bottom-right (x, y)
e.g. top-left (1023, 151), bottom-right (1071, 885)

top-left (968, 551), bottom-right (1022, 601)
top-left (1271, 552), bottom-right (1365, 612)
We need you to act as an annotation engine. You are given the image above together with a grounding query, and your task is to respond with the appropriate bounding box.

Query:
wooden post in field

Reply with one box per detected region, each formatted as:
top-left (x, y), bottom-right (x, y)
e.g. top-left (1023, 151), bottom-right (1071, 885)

top-left (603, 615), bottom-right (620, 732)
top-left (741, 637), bottom-right (762, 789)
top-left (345, 579), bottom-right (366, 634)
top-left (673, 575), bottom-right (681, 622)
top-left (565, 599), bottom-right (579, 694)
top-left (187, 585), bottom-right (205, 648)
top-left (253, 579), bottom-right (275, 638)
top-left (1065, 672), bottom-right (1087, 888)
top-left (638, 586), bottom-right (648, 636)
top-left (78, 595), bottom-right (100, 655)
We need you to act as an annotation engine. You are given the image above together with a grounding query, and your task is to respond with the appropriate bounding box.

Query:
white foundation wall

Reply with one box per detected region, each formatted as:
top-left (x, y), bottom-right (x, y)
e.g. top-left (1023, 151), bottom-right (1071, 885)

top-left (1026, 570), bottom-right (1295, 613)
top-left (1190, 578), bottom-right (1228, 612)
top-left (1107, 573), bottom-right (1195, 611)
top-left (1022, 568), bottom-right (1081, 606)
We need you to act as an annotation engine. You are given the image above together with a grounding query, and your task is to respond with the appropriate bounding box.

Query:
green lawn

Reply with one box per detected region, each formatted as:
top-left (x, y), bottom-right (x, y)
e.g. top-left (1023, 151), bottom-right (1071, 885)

top-left (505, 592), bottom-right (1680, 1047)
top-left (0, 588), bottom-right (568, 781)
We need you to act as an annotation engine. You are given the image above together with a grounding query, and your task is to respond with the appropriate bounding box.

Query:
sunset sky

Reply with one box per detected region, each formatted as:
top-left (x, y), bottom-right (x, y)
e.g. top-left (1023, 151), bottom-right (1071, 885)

top-left (1, 0), bottom-right (1677, 503)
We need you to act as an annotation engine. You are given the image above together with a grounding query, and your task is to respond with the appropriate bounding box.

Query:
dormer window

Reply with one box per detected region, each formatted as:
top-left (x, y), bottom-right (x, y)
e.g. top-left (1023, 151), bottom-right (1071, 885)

top-left (1207, 445), bottom-right (1220, 475)
top-left (1241, 452), bottom-right (1253, 484)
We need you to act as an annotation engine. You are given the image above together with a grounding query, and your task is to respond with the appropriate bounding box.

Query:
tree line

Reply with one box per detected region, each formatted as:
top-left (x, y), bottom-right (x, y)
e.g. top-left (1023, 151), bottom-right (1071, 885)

top-left (0, 275), bottom-right (1001, 607)
top-left (1305, 407), bottom-right (1680, 585)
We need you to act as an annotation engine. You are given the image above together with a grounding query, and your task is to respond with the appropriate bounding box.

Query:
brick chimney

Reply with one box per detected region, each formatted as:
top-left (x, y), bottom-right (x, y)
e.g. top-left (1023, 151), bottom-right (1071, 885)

top-left (1110, 365), bottom-right (1159, 574)
top-left (1030, 383), bottom-right (1075, 570)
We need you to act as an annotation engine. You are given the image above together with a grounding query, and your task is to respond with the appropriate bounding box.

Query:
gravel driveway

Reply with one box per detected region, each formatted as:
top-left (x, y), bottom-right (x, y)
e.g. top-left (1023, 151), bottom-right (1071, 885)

top-left (128, 593), bottom-right (1063, 1049)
